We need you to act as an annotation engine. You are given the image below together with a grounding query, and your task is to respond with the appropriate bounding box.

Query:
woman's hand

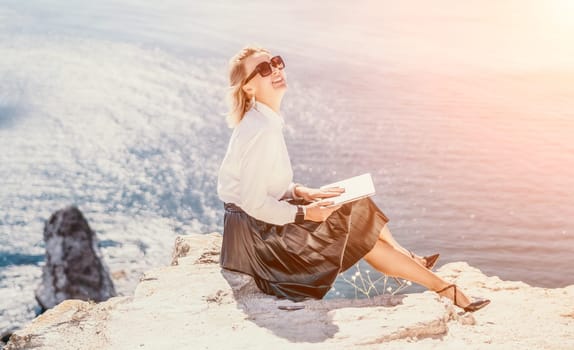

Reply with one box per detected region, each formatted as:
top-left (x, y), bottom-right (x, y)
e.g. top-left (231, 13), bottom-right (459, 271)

top-left (294, 185), bottom-right (345, 202)
top-left (304, 200), bottom-right (342, 222)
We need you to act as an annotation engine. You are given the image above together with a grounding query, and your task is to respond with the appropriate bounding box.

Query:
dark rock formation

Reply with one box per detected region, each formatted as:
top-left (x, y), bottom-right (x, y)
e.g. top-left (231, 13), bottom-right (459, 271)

top-left (35, 206), bottom-right (116, 310)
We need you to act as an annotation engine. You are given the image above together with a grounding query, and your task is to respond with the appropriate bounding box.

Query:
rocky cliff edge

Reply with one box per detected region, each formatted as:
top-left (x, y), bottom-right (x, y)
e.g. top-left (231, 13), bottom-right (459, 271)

top-left (6, 233), bottom-right (574, 350)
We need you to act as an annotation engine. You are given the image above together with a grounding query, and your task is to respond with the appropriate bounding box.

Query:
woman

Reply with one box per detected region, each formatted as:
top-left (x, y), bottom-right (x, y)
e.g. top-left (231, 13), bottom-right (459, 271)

top-left (217, 45), bottom-right (489, 312)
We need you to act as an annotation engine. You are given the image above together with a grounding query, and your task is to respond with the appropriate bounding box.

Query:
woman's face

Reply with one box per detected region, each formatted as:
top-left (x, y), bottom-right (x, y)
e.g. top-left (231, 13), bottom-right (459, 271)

top-left (242, 52), bottom-right (287, 103)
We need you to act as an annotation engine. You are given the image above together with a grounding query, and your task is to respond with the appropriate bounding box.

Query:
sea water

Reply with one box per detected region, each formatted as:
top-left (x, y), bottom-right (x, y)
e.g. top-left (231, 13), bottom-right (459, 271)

top-left (2, 0), bottom-right (574, 334)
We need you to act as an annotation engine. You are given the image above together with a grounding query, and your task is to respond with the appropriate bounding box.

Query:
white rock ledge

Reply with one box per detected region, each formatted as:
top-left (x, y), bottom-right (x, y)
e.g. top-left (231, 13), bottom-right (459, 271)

top-left (6, 233), bottom-right (574, 350)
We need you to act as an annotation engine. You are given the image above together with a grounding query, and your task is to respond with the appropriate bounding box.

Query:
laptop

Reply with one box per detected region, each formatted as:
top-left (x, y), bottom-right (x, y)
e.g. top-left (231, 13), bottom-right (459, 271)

top-left (319, 173), bottom-right (376, 207)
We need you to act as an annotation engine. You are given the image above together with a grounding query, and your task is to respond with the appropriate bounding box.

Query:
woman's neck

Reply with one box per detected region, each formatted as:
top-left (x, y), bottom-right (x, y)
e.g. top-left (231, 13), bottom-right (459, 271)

top-left (256, 96), bottom-right (282, 114)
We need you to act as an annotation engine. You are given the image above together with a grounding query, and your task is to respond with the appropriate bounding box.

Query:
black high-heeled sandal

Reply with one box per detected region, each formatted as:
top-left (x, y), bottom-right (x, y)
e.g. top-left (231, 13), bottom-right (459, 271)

top-left (423, 253), bottom-right (440, 270)
top-left (435, 284), bottom-right (491, 312)
top-left (408, 251), bottom-right (440, 270)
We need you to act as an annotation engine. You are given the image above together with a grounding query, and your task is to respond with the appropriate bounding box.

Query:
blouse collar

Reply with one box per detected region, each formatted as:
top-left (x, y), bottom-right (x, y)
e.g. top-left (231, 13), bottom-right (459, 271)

top-left (254, 101), bottom-right (285, 128)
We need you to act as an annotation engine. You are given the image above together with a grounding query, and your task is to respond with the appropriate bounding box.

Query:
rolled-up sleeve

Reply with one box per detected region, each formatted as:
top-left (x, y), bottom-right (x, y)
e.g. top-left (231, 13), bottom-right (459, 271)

top-left (281, 182), bottom-right (298, 200)
top-left (239, 128), bottom-right (297, 225)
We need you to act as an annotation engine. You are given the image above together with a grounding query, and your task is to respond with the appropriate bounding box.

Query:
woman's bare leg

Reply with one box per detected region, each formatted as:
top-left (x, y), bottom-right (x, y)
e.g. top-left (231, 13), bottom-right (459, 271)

top-left (363, 239), bottom-right (471, 307)
top-left (378, 224), bottom-right (428, 266)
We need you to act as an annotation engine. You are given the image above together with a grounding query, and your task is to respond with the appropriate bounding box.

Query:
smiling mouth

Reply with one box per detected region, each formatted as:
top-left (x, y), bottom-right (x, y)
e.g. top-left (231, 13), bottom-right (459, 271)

top-left (272, 77), bottom-right (284, 85)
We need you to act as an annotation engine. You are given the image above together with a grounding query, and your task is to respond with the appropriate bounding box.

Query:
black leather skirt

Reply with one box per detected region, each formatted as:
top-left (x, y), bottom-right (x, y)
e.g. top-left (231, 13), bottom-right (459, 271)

top-left (220, 197), bottom-right (389, 301)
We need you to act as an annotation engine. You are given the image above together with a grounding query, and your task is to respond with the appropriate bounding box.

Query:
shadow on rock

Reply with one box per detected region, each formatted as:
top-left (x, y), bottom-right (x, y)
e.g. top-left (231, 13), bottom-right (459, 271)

top-left (221, 269), bottom-right (406, 343)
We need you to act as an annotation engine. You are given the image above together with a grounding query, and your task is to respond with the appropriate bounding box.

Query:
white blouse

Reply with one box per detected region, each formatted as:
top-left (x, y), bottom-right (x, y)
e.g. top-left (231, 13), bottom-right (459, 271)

top-left (217, 101), bottom-right (298, 225)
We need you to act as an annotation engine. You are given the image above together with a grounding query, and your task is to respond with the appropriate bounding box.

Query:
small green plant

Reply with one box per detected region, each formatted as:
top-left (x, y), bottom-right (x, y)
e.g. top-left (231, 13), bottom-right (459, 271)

top-left (340, 263), bottom-right (412, 299)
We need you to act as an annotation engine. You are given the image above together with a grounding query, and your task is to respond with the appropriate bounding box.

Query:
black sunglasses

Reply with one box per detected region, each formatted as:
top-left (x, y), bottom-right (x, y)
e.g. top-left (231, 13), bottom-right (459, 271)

top-left (244, 56), bottom-right (285, 84)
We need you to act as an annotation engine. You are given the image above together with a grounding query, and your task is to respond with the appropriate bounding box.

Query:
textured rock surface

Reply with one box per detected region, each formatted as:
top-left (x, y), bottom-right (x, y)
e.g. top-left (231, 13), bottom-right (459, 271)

top-left (8, 233), bottom-right (574, 350)
top-left (34, 206), bottom-right (116, 310)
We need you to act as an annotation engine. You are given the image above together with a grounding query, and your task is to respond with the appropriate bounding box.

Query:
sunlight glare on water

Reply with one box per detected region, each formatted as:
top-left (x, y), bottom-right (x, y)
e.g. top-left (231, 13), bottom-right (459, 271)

top-left (1, 0), bottom-right (574, 334)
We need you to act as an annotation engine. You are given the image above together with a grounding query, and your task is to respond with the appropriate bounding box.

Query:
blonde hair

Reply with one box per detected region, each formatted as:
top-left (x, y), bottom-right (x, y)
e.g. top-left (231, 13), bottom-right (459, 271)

top-left (226, 45), bottom-right (270, 127)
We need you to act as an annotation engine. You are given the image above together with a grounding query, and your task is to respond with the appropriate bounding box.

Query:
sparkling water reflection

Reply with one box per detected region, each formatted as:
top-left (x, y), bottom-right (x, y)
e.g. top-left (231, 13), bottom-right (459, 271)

top-left (1, 0), bottom-right (573, 334)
